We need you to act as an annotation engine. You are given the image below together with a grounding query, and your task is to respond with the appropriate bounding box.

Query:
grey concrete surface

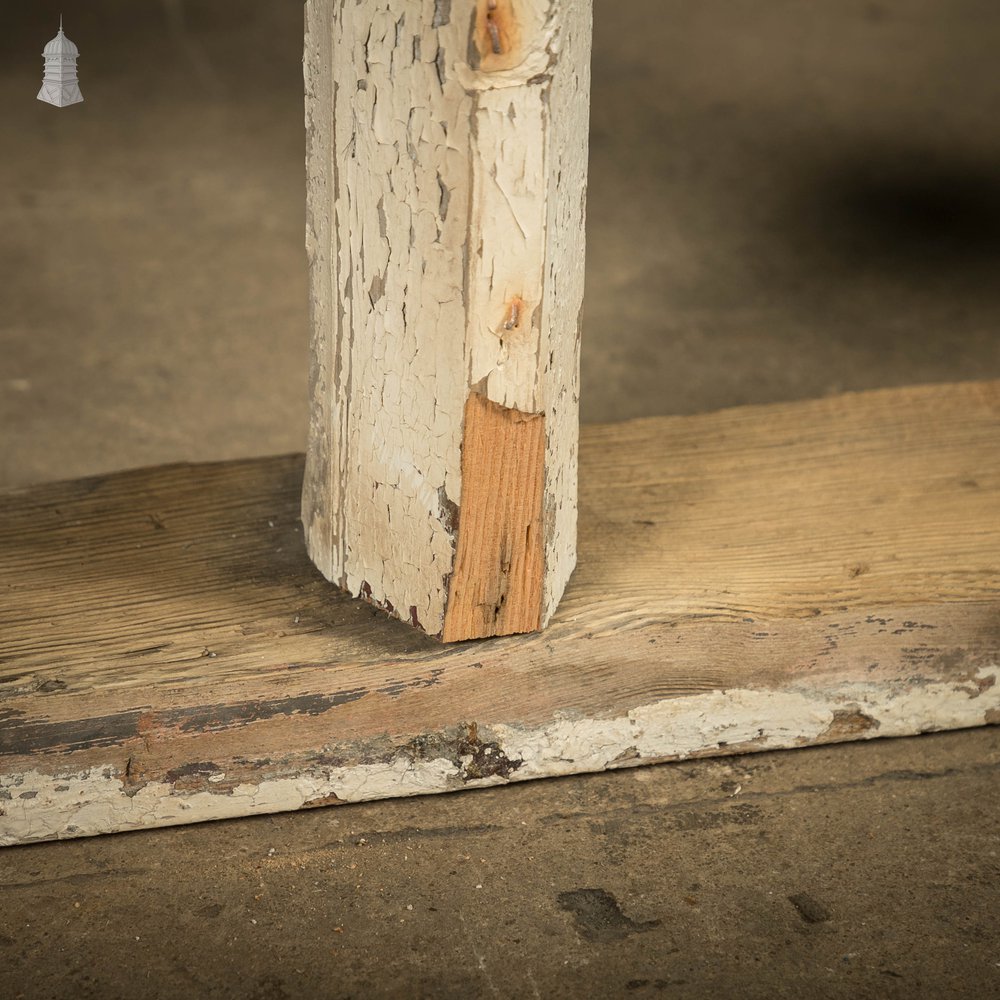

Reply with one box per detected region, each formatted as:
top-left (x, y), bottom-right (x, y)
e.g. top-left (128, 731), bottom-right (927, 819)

top-left (2, 2), bottom-right (999, 998)
top-left (4, 732), bottom-right (1000, 1000)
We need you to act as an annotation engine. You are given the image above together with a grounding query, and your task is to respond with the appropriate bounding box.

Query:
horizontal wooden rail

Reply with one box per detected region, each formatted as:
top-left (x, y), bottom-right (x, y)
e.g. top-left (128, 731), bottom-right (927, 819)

top-left (1, 381), bottom-right (998, 845)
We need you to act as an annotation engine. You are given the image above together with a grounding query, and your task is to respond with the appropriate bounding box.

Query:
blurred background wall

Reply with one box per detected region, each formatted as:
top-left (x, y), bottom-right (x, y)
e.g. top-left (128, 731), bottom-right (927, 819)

top-left (2, 1), bottom-right (999, 487)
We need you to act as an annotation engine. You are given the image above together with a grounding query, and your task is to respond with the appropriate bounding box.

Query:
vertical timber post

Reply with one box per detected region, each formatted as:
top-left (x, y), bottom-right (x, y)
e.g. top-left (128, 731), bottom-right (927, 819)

top-left (303, 0), bottom-right (592, 642)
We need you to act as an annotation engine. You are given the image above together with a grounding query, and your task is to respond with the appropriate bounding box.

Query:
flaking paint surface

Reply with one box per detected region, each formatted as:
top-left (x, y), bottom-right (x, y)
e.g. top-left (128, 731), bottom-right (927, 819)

top-left (301, 0), bottom-right (590, 636)
top-left (3, 668), bottom-right (995, 846)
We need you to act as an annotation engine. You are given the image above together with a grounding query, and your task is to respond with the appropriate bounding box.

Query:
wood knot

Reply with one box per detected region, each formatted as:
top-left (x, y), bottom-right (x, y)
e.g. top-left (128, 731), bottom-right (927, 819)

top-left (471, 0), bottom-right (521, 70)
top-left (502, 296), bottom-right (525, 333)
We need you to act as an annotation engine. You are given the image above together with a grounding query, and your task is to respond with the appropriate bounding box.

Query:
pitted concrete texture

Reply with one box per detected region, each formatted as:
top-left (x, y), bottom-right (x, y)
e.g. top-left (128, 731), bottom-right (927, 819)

top-left (4, 733), bottom-right (1000, 999)
top-left (2, 2), bottom-right (999, 997)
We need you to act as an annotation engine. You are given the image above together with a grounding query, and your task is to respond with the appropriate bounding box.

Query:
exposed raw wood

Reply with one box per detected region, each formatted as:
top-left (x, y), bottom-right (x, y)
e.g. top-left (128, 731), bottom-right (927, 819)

top-left (301, 0), bottom-right (592, 640)
top-left (1, 381), bottom-right (998, 846)
top-left (442, 393), bottom-right (546, 641)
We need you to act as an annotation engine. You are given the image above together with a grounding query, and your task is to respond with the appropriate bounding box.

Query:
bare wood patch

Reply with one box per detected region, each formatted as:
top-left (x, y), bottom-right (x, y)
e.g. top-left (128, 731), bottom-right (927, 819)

top-left (442, 393), bottom-right (545, 641)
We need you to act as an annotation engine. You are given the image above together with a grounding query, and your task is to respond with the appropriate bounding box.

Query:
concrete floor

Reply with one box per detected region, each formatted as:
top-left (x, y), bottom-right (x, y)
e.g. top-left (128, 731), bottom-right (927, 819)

top-left (2, 2), bottom-right (999, 997)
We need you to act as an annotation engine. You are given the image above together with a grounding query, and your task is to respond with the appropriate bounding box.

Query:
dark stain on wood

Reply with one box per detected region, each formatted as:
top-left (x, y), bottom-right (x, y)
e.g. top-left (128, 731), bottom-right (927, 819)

top-left (0, 709), bottom-right (146, 758)
top-left (164, 761), bottom-right (223, 784)
top-left (0, 689), bottom-right (373, 757)
top-left (437, 485), bottom-right (460, 537)
top-left (456, 721), bottom-right (522, 781)
top-left (376, 667), bottom-right (444, 698)
top-left (173, 690), bottom-right (368, 733)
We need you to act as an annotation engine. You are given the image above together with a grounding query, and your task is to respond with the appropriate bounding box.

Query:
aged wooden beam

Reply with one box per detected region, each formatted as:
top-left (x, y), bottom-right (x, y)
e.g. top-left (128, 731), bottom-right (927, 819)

top-left (301, 0), bottom-right (592, 641)
top-left (1, 381), bottom-right (998, 846)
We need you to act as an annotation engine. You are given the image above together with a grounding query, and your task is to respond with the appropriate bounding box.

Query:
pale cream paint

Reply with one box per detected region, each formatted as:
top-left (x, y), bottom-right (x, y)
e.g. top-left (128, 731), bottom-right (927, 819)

top-left (301, 0), bottom-right (591, 635)
top-left (3, 668), bottom-right (995, 847)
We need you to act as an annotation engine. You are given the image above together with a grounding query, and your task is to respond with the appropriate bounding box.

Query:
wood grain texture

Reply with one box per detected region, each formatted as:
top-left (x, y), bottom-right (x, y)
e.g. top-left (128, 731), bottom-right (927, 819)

top-left (301, 0), bottom-right (592, 639)
top-left (442, 393), bottom-right (546, 642)
top-left (1, 381), bottom-right (998, 845)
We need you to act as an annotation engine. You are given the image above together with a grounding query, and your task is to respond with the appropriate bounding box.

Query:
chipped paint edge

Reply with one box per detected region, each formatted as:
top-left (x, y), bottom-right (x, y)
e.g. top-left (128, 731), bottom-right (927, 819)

top-left (301, 0), bottom-right (590, 637)
top-left (2, 668), bottom-right (997, 847)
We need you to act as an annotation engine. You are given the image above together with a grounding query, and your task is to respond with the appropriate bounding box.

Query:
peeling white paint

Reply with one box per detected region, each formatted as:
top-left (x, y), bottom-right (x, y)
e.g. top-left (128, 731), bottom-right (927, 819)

top-left (2, 669), bottom-right (995, 847)
top-left (301, 0), bottom-right (590, 634)
top-left (496, 670), bottom-right (1000, 778)
top-left (0, 757), bottom-right (463, 848)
